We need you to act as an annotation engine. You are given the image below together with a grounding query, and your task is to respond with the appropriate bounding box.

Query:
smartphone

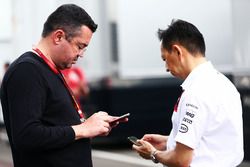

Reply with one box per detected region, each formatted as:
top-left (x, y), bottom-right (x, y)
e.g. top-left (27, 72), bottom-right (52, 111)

top-left (110, 113), bottom-right (130, 124)
top-left (127, 136), bottom-right (142, 146)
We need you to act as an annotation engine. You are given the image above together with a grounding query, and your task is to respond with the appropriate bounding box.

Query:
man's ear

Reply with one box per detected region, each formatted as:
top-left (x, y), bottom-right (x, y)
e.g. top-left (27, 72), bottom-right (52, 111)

top-left (52, 29), bottom-right (64, 44)
top-left (172, 44), bottom-right (183, 59)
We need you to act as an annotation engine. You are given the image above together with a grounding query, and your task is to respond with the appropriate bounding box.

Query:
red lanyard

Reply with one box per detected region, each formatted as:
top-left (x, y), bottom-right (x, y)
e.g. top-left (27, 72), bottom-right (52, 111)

top-left (32, 48), bottom-right (85, 122)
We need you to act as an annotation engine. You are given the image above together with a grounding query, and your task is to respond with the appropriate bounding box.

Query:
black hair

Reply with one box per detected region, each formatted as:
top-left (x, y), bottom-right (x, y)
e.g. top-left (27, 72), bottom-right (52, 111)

top-left (158, 19), bottom-right (206, 56)
top-left (42, 4), bottom-right (98, 41)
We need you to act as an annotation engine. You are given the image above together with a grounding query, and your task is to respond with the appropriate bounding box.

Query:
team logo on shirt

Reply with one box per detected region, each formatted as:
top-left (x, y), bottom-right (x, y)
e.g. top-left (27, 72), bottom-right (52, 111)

top-left (179, 103), bottom-right (198, 133)
top-left (179, 123), bottom-right (188, 133)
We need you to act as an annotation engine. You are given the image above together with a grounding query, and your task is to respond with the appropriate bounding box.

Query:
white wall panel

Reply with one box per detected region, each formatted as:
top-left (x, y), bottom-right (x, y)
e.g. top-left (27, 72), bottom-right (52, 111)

top-left (117, 0), bottom-right (233, 78)
top-left (232, 0), bottom-right (250, 71)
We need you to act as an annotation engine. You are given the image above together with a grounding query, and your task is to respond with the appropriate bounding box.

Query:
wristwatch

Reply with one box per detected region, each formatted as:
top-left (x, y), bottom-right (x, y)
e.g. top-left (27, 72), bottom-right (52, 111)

top-left (150, 150), bottom-right (159, 163)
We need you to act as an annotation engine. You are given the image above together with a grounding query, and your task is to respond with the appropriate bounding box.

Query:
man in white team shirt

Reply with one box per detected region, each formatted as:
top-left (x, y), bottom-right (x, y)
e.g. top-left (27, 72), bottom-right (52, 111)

top-left (132, 19), bottom-right (244, 167)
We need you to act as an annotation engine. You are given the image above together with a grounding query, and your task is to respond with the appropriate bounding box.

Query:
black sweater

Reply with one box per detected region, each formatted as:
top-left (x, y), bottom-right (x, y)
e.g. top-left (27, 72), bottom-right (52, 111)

top-left (0, 52), bottom-right (92, 167)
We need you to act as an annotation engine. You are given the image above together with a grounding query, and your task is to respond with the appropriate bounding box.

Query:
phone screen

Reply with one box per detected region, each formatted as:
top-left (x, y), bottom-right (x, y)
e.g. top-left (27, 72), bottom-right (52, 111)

top-left (110, 113), bottom-right (130, 124)
top-left (128, 136), bottom-right (142, 146)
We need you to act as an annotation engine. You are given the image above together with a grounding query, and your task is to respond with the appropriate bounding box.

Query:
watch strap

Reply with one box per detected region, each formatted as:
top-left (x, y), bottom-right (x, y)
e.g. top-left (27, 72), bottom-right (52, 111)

top-left (150, 150), bottom-right (159, 163)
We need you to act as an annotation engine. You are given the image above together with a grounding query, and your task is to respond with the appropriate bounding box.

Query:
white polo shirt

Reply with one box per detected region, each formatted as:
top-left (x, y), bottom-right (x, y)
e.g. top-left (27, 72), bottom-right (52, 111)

top-left (166, 62), bottom-right (244, 167)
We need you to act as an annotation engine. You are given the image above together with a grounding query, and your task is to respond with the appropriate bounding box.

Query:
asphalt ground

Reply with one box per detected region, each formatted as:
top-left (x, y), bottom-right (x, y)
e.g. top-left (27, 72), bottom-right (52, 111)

top-left (0, 133), bottom-right (249, 167)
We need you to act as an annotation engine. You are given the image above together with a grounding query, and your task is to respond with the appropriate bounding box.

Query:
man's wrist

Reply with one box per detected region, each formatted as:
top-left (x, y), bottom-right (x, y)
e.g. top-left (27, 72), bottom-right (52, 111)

top-left (72, 123), bottom-right (87, 140)
top-left (150, 150), bottom-right (159, 163)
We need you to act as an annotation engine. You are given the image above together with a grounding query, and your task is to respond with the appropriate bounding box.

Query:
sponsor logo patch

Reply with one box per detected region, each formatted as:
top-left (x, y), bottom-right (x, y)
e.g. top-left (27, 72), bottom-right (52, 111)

top-left (183, 117), bottom-right (192, 124)
top-left (179, 123), bottom-right (188, 133)
top-left (186, 103), bottom-right (198, 109)
top-left (186, 111), bottom-right (195, 118)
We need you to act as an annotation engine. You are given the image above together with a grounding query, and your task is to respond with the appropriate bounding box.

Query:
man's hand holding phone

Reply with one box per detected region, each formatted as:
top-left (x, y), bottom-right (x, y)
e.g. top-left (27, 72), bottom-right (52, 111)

top-left (128, 136), bottom-right (142, 146)
top-left (110, 113), bottom-right (130, 127)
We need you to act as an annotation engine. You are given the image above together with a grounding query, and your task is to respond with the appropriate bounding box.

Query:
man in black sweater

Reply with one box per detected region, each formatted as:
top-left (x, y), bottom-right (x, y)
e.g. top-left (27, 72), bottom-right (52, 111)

top-left (0, 4), bottom-right (123, 167)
